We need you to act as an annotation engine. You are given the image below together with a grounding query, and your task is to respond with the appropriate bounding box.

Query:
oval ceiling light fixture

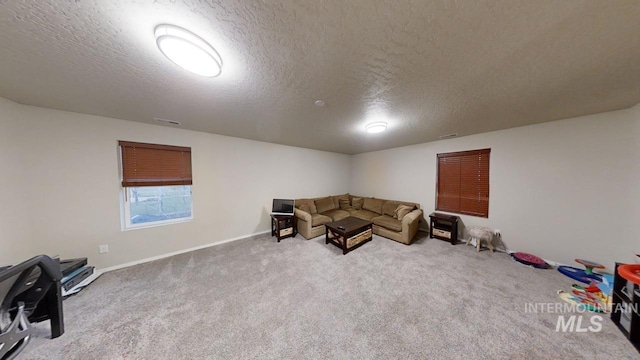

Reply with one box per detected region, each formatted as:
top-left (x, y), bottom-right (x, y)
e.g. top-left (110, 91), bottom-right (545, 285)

top-left (154, 24), bottom-right (222, 77)
top-left (314, 100), bottom-right (326, 107)
top-left (365, 121), bottom-right (387, 134)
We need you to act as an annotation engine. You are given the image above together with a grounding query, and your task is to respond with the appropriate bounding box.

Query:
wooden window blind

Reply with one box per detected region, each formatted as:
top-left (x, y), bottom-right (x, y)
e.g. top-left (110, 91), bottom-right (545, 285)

top-left (119, 141), bottom-right (192, 187)
top-left (436, 148), bottom-right (490, 218)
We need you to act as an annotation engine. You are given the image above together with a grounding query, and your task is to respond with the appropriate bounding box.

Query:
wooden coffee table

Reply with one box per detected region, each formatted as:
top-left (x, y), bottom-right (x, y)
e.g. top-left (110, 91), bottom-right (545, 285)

top-left (325, 217), bottom-right (373, 255)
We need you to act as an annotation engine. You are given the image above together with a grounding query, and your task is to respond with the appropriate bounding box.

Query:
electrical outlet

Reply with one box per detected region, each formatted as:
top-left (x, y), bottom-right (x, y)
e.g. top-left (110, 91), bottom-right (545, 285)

top-left (99, 245), bottom-right (109, 254)
top-left (494, 229), bottom-right (501, 237)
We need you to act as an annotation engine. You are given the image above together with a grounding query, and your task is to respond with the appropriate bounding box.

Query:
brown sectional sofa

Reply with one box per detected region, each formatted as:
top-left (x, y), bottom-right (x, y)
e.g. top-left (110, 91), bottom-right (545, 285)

top-left (294, 194), bottom-right (423, 245)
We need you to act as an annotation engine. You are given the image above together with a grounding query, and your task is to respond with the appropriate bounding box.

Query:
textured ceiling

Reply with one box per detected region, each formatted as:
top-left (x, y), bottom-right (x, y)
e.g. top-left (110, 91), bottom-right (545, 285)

top-left (1, 1), bottom-right (640, 154)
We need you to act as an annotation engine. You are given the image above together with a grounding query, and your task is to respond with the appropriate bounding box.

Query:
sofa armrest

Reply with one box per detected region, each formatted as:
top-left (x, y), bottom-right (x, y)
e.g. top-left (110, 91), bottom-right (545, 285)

top-left (295, 208), bottom-right (312, 222)
top-left (402, 209), bottom-right (422, 226)
top-left (401, 209), bottom-right (423, 244)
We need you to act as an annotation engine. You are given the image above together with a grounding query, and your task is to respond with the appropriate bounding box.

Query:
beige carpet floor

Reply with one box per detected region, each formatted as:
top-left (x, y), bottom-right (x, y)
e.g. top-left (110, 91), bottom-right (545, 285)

top-left (22, 232), bottom-right (639, 359)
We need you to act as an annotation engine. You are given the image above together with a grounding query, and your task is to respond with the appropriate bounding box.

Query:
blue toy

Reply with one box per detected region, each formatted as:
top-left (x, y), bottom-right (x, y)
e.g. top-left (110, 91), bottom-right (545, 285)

top-left (558, 265), bottom-right (602, 284)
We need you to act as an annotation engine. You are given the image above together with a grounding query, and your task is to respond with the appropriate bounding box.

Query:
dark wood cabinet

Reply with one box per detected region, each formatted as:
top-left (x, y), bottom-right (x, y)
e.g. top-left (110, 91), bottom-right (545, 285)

top-left (611, 263), bottom-right (640, 352)
top-left (271, 214), bottom-right (297, 242)
top-left (428, 212), bottom-right (459, 245)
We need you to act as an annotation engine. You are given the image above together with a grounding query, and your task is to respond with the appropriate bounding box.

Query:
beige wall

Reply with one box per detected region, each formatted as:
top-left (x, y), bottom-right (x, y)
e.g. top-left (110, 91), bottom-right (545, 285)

top-left (3, 95), bottom-right (639, 271)
top-left (0, 98), bottom-right (33, 264)
top-left (351, 105), bottom-right (640, 268)
top-left (0, 98), bottom-right (351, 269)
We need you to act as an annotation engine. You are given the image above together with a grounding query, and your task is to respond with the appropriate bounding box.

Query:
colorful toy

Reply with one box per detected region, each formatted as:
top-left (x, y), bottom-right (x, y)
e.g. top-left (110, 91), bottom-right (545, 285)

top-left (571, 283), bottom-right (600, 293)
top-left (509, 252), bottom-right (550, 269)
top-left (571, 283), bottom-right (611, 312)
top-left (596, 273), bottom-right (614, 295)
top-left (572, 290), bottom-right (605, 311)
top-left (574, 258), bottom-right (605, 275)
top-left (557, 258), bottom-right (606, 284)
top-left (557, 290), bottom-right (603, 313)
top-left (557, 265), bottom-right (602, 284)
top-left (618, 264), bottom-right (640, 285)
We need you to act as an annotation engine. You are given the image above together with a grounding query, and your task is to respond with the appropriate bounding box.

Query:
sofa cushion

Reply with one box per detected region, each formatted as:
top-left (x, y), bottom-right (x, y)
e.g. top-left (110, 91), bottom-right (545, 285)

top-left (315, 196), bottom-right (336, 213)
top-left (350, 209), bottom-right (379, 221)
top-left (395, 204), bottom-right (415, 220)
top-left (339, 199), bottom-right (352, 210)
top-left (362, 198), bottom-right (383, 214)
top-left (299, 204), bottom-right (311, 213)
top-left (382, 201), bottom-right (401, 217)
top-left (352, 197), bottom-right (364, 210)
top-left (295, 199), bottom-right (317, 214)
top-left (311, 214), bottom-right (333, 226)
top-left (373, 215), bottom-right (402, 232)
top-left (332, 193), bottom-right (350, 209)
top-left (322, 209), bottom-right (350, 221)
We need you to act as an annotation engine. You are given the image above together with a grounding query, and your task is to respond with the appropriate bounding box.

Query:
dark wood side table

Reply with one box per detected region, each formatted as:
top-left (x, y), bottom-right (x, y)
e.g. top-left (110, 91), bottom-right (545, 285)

top-left (429, 212), bottom-right (459, 245)
top-left (611, 262), bottom-right (640, 352)
top-left (271, 214), bottom-right (297, 242)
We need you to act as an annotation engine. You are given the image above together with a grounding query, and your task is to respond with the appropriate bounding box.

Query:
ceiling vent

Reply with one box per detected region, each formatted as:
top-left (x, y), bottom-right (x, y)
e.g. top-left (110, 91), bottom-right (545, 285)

top-left (439, 133), bottom-right (458, 139)
top-left (154, 117), bottom-right (182, 125)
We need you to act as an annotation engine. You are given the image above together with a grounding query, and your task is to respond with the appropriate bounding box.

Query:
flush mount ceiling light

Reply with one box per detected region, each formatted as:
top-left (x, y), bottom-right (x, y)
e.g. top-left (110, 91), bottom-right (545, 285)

top-left (154, 24), bottom-right (222, 77)
top-left (314, 100), bottom-right (326, 107)
top-left (365, 121), bottom-right (387, 134)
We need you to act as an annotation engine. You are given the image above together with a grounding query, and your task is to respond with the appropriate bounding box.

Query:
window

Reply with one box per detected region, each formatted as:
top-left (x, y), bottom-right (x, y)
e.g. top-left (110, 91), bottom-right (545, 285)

top-left (119, 141), bottom-right (193, 229)
top-left (436, 148), bottom-right (490, 218)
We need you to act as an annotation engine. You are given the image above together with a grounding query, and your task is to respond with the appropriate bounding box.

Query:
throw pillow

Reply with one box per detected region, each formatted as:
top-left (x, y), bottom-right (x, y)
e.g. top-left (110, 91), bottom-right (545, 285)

top-left (395, 204), bottom-right (415, 220)
top-left (352, 197), bottom-right (364, 210)
top-left (332, 193), bottom-right (350, 208)
top-left (339, 199), bottom-right (352, 210)
top-left (363, 198), bottom-right (384, 214)
top-left (315, 196), bottom-right (336, 213)
top-left (296, 199), bottom-right (317, 214)
top-left (382, 201), bottom-right (401, 217)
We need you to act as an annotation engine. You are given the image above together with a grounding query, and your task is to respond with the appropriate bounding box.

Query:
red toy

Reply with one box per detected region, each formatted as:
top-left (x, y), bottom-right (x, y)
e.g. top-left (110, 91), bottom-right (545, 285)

top-left (618, 264), bottom-right (640, 284)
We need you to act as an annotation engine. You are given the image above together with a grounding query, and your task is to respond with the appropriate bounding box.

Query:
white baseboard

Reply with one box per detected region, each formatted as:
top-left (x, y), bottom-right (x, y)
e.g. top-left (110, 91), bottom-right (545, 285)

top-left (98, 230), bottom-right (270, 274)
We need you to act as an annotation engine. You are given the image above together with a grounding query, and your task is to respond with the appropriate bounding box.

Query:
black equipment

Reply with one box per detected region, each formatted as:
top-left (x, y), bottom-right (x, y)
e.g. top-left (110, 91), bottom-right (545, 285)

top-left (0, 255), bottom-right (64, 360)
top-left (62, 266), bottom-right (94, 292)
top-left (59, 258), bottom-right (87, 278)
